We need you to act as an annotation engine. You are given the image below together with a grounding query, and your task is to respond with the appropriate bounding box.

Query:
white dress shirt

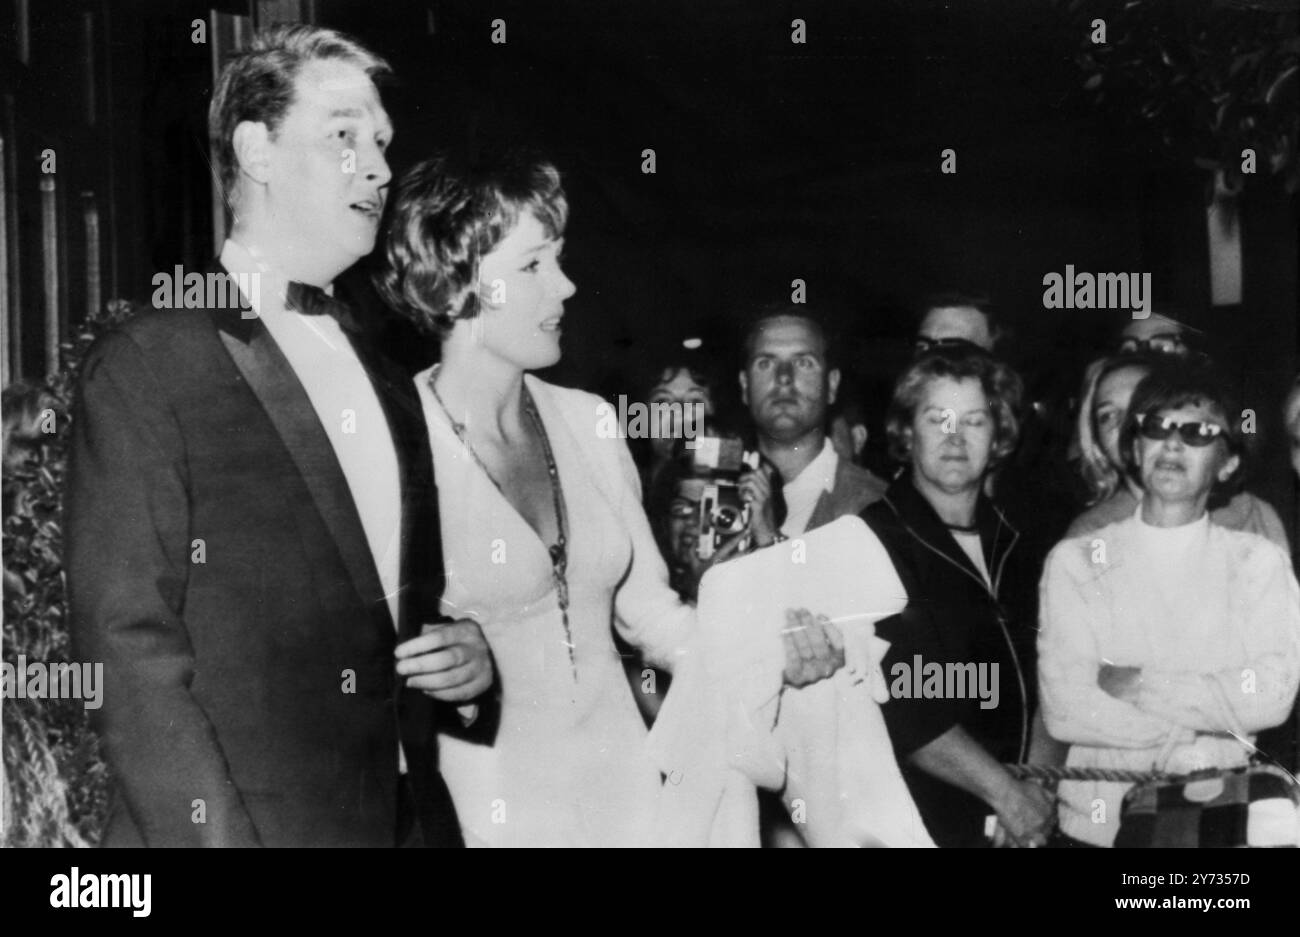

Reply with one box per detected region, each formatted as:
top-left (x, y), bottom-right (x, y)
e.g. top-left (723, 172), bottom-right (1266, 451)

top-left (219, 240), bottom-right (403, 628)
top-left (780, 439), bottom-right (838, 537)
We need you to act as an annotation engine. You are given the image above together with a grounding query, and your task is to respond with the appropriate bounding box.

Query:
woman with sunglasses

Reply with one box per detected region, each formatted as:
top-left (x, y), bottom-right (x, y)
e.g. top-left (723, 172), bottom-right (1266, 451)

top-left (1038, 359), bottom-right (1300, 846)
top-left (1066, 353), bottom-right (1288, 550)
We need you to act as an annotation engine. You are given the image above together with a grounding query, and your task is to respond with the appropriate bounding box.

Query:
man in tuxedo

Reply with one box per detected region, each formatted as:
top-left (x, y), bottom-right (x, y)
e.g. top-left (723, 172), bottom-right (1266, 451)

top-left (66, 24), bottom-right (494, 847)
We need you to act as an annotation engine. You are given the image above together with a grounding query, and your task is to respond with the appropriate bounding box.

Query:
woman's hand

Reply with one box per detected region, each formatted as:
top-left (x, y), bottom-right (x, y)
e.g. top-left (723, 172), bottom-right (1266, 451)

top-left (990, 778), bottom-right (1057, 848)
top-left (395, 619), bottom-right (495, 703)
top-left (907, 725), bottom-right (1056, 845)
top-left (1098, 664), bottom-right (1143, 704)
top-left (781, 609), bottom-right (845, 687)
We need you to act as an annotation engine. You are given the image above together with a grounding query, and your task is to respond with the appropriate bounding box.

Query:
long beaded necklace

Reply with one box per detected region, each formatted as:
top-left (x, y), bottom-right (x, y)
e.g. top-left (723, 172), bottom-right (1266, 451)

top-left (426, 365), bottom-right (577, 682)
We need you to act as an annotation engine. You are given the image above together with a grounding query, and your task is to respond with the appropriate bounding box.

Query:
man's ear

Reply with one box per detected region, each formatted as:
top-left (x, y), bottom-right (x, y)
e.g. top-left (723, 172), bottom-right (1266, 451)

top-left (231, 120), bottom-right (273, 186)
top-left (827, 367), bottom-right (841, 406)
top-left (738, 370), bottom-right (749, 407)
top-left (851, 423), bottom-right (868, 458)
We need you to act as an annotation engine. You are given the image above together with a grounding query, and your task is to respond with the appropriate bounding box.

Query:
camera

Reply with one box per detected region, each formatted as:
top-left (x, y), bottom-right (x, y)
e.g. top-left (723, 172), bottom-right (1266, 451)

top-left (689, 435), bottom-right (760, 559)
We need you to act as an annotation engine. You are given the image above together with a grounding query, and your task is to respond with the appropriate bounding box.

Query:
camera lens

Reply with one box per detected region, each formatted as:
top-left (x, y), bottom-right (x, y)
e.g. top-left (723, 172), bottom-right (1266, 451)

top-left (713, 507), bottom-right (741, 532)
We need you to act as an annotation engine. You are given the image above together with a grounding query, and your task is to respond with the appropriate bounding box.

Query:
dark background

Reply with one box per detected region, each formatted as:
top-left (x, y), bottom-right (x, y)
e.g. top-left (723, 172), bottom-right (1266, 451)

top-left (3, 0), bottom-right (1297, 527)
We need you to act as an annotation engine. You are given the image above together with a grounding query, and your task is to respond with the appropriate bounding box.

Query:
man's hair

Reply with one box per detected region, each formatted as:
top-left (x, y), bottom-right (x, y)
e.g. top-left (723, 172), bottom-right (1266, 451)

top-left (916, 290), bottom-right (1003, 349)
top-left (829, 395), bottom-right (866, 429)
top-left (1119, 357), bottom-right (1247, 505)
top-left (885, 346), bottom-right (1023, 467)
top-left (208, 24), bottom-right (392, 201)
top-left (740, 303), bottom-right (839, 369)
top-left (376, 149), bottom-right (568, 335)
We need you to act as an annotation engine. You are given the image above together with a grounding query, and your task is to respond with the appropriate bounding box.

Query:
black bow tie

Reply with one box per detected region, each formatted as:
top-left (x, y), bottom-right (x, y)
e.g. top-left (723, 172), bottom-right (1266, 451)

top-left (286, 281), bottom-right (359, 331)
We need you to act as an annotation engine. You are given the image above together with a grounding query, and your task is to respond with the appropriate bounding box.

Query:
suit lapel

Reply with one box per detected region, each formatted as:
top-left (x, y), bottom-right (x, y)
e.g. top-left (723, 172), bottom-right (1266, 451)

top-left (805, 456), bottom-right (852, 531)
top-left (806, 488), bottom-right (834, 533)
top-left (212, 301), bottom-right (393, 631)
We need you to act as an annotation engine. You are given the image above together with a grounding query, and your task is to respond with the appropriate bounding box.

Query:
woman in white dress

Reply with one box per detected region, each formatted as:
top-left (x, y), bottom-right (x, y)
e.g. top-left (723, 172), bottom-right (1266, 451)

top-left (378, 151), bottom-right (837, 847)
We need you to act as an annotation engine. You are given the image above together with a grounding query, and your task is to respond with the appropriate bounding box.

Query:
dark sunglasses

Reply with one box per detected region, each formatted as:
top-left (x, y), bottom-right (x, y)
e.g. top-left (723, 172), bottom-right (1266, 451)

top-left (1133, 412), bottom-right (1226, 447)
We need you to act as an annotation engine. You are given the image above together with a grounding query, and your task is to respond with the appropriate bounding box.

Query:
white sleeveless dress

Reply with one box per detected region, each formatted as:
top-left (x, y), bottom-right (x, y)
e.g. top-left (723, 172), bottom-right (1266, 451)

top-left (415, 371), bottom-right (694, 847)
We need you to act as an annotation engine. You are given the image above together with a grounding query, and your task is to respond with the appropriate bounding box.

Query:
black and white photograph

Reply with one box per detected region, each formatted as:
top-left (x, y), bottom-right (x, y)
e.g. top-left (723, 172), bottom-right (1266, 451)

top-left (2, 0), bottom-right (1299, 908)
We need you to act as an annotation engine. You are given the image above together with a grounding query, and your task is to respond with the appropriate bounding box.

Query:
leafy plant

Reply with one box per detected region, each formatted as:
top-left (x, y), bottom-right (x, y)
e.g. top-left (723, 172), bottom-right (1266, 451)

top-left (3, 299), bottom-right (143, 847)
top-left (1062, 0), bottom-right (1300, 195)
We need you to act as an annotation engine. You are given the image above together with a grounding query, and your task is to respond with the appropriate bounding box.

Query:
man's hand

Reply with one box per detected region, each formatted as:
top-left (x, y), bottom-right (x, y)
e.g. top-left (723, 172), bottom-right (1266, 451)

top-left (990, 778), bottom-right (1056, 848)
top-left (738, 464), bottom-right (780, 547)
top-left (781, 609), bottom-right (845, 688)
top-left (395, 619), bottom-right (494, 703)
top-left (1098, 664), bottom-right (1143, 704)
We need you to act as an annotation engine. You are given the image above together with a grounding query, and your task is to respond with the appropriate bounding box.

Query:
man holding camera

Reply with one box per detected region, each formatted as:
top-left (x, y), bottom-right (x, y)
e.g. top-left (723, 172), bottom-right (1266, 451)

top-left (739, 306), bottom-right (887, 543)
top-left (728, 306), bottom-right (890, 846)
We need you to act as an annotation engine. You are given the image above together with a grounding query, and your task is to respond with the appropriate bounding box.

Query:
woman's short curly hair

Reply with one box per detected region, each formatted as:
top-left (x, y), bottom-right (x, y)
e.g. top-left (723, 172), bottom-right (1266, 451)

top-left (376, 149), bottom-right (568, 335)
top-left (885, 346), bottom-right (1024, 467)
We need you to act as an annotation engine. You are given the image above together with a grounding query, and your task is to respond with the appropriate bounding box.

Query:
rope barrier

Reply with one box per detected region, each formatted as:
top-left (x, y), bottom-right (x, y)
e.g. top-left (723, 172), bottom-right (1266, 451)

top-left (1006, 764), bottom-right (1173, 784)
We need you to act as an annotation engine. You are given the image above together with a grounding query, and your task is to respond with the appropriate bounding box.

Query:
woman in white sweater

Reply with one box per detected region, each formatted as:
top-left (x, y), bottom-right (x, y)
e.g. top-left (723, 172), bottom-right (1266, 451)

top-left (1039, 359), bottom-right (1300, 847)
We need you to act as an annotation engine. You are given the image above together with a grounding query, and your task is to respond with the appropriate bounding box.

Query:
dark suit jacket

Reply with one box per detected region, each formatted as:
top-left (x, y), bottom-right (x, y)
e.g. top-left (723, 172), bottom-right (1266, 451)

top-left (66, 263), bottom-right (486, 847)
top-left (805, 457), bottom-right (887, 532)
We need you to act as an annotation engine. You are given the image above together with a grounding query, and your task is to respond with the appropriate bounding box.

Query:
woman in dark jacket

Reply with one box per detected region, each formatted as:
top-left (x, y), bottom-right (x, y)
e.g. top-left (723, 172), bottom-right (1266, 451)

top-left (862, 346), bottom-right (1053, 847)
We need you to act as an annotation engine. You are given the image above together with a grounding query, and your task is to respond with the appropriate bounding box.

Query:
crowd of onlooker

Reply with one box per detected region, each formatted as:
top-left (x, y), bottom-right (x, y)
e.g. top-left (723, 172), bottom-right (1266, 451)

top-left (629, 294), bottom-right (1300, 847)
top-left (4, 285), bottom-right (1299, 848)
